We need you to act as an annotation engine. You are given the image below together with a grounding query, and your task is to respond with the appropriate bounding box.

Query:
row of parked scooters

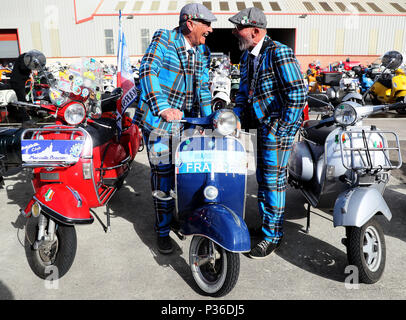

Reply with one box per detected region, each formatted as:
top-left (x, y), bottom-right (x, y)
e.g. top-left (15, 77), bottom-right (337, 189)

top-left (306, 51), bottom-right (406, 115)
top-left (0, 50), bottom-right (404, 297)
top-left (209, 54), bottom-right (241, 111)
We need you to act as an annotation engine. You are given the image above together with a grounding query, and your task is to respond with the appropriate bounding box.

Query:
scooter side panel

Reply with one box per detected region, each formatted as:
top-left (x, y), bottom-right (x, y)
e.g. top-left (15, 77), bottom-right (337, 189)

top-left (333, 187), bottom-right (392, 227)
top-left (32, 184), bottom-right (93, 225)
top-left (179, 204), bottom-right (251, 252)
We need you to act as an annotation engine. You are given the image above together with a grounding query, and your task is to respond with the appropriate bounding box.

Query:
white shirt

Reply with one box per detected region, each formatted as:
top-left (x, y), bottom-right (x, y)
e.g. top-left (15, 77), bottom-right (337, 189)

top-left (249, 35), bottom-right (266, 72)
top-left (183, 34), bottom-right (195, 64)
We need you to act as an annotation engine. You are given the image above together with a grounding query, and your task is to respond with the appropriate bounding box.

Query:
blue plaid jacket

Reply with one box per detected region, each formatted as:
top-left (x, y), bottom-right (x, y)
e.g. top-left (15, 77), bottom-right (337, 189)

top-left (133, 28), bottom-right (212, 133)
top-left (235, 36), bottom-right (307, 136)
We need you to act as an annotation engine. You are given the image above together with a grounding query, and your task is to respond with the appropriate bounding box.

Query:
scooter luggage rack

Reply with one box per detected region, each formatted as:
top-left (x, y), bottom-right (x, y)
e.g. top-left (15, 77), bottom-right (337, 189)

top-left (339, 129), bottom-right (402, 172)
top-left (20, 127), bottom-right (92, 168)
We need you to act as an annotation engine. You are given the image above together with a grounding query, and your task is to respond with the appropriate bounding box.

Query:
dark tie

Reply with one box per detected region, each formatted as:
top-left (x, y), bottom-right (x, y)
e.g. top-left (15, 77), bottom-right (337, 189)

top-left (245, 53), bottom-right (257, 128)
top-left (184, 48), bottom-right (195, 112)
top-left (248, 53), bottom-right (256, 84)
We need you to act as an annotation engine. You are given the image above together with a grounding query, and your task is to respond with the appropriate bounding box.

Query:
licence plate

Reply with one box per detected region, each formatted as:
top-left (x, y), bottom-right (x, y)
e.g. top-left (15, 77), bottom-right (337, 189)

top-left (176, 150), bottom-right (246, 174)
top-left (21, 140), bottom-right (85, 162)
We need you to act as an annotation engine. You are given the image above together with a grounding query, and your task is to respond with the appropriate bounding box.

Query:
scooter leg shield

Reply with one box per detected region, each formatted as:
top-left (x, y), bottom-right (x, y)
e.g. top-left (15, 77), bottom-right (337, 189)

top-left (179, 204), bottom-right (251, 252)
top-left (29, 184), bottom-right (93, 225)
top-left (333, 187), bottom-right (392, 228)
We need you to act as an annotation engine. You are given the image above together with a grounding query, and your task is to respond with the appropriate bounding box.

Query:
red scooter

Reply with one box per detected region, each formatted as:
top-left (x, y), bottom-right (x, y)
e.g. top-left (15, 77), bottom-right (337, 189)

top-left (17, 58), bottom-right (141, 279)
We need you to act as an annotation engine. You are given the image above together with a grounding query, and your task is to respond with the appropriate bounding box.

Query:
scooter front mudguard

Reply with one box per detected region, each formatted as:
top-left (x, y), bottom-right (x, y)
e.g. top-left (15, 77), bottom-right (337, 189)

top-left (333, 187), bottom-right (391, 227)
top-left (179, 204), bottom-right (251, 253)
top-left (22, 184), bottom-right (93, 226)
top-left (342, 92), bottom-right (363, 102)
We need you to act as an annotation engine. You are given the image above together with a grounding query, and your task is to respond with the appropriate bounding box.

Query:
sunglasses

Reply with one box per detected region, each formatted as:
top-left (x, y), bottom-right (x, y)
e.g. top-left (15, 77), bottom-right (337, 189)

top-left (234, 24), bottom-right (251, 31)
top-left (190, 19), bottom-right (211, 27)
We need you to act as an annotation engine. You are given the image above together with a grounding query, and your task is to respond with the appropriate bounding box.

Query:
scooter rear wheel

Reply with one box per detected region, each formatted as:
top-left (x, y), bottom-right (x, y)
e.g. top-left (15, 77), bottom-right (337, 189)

top-left (346, 217), bottom-right (386, 284)
top-left (189, 236), bottom-right (240, 297)
top-left (25, 216), bottom-right (77, 280)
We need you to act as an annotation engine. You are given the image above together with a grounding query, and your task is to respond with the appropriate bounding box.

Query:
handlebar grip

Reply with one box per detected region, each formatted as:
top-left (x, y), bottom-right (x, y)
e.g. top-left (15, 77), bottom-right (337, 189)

top-left (389, 102), bottom-right (406, 111)
top-left (314, 116), bottom-right (335, 129)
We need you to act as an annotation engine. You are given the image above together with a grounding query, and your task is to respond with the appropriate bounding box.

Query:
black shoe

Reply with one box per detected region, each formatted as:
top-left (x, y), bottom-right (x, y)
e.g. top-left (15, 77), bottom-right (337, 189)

top-left (248, 239), bottom-right (280, 259)
top-left (157, 236), bottom-right (173, 254)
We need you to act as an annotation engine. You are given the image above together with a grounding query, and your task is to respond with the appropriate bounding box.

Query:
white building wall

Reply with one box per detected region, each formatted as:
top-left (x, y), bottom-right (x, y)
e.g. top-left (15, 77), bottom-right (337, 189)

top-left (0, 0), bottom-right (405, 61)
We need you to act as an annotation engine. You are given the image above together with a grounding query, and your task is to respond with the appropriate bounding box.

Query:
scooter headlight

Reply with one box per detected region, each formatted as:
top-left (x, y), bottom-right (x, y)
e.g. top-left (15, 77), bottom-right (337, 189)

top-left (203, 186), bottom-right (218, 201)
top-left (213, 109), bottom-right (238, 136)
top-left (334, 102), bottom-right (357, 126)
top-left (63, 102), bottom-right (86, 125)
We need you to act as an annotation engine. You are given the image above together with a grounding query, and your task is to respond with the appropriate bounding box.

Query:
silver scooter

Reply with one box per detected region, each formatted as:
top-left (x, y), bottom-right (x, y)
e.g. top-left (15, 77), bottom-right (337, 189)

top-left (288, 100), bottom-right (404, 284)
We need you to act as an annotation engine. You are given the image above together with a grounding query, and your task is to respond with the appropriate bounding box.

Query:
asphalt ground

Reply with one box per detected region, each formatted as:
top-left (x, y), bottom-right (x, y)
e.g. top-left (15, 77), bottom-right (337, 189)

top-left (0, 111), bottom-right (405, 304)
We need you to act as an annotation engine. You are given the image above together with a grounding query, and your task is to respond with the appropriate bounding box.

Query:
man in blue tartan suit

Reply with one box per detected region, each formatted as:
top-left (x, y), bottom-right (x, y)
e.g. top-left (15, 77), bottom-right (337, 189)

top-left (133, 3), bottom-right (216, 254)
top-left (229, 7), bottom-right (307, 259)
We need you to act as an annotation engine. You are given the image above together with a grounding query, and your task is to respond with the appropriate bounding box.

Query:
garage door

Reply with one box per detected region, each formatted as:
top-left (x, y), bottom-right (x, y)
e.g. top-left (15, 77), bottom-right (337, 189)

top-left (0, 30), bottom-right (19, 59)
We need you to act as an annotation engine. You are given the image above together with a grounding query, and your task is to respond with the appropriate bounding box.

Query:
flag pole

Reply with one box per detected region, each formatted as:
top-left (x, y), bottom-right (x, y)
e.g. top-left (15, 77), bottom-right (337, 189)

top-left (117, 10), bottom-right (123, 88)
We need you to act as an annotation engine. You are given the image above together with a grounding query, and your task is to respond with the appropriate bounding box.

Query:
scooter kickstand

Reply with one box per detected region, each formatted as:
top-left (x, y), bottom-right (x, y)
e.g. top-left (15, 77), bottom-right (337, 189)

top-left (106, 205), bottom-right (111, 233)
top-left (305, 203), bottom-right (311, 234)
top-left (90, 209), bottom-right (109, 233)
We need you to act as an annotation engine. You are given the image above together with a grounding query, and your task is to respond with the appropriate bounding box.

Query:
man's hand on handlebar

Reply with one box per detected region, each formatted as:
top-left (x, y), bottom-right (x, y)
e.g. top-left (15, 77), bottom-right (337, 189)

top-left (160, 108), bottom-right (183, 122)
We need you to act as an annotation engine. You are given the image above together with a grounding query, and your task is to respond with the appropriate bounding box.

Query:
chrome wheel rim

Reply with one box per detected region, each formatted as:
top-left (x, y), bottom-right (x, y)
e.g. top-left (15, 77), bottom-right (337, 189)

top-left (363, 225), bottom-right (382, 272)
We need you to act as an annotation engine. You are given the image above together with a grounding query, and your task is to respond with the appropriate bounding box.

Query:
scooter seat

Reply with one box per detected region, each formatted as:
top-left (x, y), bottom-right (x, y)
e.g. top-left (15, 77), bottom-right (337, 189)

top-left (307, 93), bottom-right (330, 112)
top-left (377, 73), bottom-right (393, 89)
top-left (0, 82), bottom-right (10, 90)
top-left (302, 120), bottom-right (336, 145)
top-left (81, 118), bottom-right (117, 147)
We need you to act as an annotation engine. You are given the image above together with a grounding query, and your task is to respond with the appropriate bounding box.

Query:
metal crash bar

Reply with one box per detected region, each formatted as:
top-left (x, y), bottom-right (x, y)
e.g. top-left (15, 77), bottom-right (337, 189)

top-left (339, 129), bottom-right (402, 171)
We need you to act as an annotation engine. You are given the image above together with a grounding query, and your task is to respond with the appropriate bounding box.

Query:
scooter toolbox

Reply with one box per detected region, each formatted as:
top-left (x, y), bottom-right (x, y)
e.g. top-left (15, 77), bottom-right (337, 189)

top-left (320, 72), bottom-right (342, 86)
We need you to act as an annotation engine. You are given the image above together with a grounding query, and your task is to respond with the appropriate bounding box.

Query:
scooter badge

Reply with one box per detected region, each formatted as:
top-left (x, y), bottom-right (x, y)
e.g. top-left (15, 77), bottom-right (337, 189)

top-left (44, 189), bottom-right (55, 202)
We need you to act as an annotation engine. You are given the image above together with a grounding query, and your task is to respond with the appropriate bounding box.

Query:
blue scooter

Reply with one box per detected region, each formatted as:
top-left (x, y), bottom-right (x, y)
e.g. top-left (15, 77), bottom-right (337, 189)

top-left (152, 109), bottom-right (250, 297)
top-left (353, 65), bottom-right (374, 95)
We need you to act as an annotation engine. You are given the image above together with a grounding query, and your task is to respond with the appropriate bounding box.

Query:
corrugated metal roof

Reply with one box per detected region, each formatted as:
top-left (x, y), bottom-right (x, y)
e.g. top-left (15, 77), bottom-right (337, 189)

top-left (88, 0), bottom-right (406, 15)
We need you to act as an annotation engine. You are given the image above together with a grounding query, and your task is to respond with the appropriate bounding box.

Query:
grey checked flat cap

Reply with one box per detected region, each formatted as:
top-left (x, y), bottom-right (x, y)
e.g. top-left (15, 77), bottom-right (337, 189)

top-left (228, 7), bottom-right (267, 28)
top-left (179, 3), bottom-right (217, 23)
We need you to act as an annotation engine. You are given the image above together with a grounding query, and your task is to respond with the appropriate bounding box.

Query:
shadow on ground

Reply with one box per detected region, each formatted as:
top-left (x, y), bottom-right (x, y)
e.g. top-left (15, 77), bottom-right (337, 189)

top-left (106, 154), bottom-right (202, 294)
top-left (0, 281), bottom-right (14, 300)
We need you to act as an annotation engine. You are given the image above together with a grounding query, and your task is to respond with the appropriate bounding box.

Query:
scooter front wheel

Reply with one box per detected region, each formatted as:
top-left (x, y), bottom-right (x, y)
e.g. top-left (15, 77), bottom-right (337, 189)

top-left (25, 215), bottom-right (77, 280)
top-left (346, 217), bottom-right (386, 284)
top-left (212, 99), bottom-right (227, 112)
top-left (189, 236), bottom-right (239, 297)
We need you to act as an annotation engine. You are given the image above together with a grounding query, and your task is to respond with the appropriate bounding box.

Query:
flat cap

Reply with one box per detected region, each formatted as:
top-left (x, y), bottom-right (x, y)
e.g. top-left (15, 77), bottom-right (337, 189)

top-left (228, 7), bottom-right (267, 28)
top-left (179, 3), bottom-right (217, 24)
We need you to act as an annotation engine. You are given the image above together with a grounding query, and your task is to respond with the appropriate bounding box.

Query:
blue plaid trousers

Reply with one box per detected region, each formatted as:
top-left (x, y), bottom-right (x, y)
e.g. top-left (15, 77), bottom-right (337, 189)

top-left (142, 127), bottom-right (175, 237)
top-left (256, 120), bottom-right (300, 243)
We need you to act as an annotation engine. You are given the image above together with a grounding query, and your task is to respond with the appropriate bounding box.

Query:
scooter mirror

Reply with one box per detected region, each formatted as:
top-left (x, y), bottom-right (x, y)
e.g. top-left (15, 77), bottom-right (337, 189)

top-left (381, 51), bottom-right (403, 70)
